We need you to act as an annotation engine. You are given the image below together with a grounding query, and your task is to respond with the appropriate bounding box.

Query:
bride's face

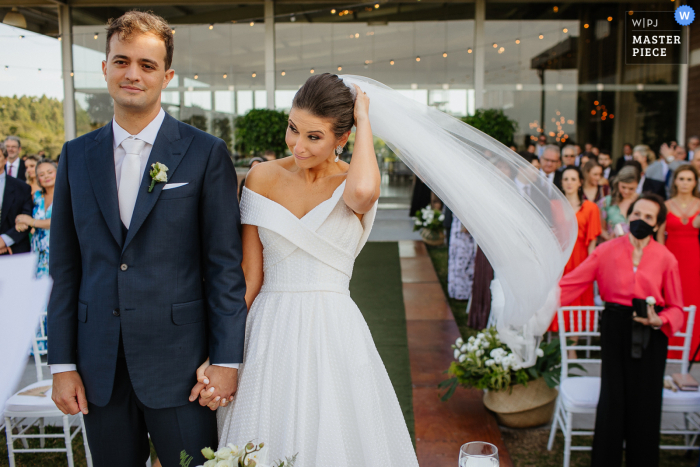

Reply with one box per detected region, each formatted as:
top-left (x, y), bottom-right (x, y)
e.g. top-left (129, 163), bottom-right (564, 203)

top-left (286, 108), bottom-right (344, 168)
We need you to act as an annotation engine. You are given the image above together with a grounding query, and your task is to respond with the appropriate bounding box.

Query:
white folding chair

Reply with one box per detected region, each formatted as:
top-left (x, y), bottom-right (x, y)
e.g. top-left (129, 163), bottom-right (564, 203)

top-left (547, 305), bottom-right (700, 467)
top-left (4, 312), bottom-right (93, 467)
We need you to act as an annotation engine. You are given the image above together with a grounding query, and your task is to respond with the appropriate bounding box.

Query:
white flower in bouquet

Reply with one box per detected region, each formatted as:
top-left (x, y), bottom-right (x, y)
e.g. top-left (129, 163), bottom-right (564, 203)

top-left (458, 354), bottom-right (467, 363)
top-left (202, 448), bottom-right (216, 460)
top-left (456, 337), bottom-right (464, 347)
top-left (215, 447), bottom-right (235, 460)
top-left (216, 460), bottom-right (236, 467)
top-left (226, 444), bottom-right (241, 458)
top-left (453, 349), bottom-right (461, 360)
top-left (414, 219), bottom-right (422, 226)
top-left (477, 333), bottom-right (485, 340)
top-left (460, 344), bottom-right (469, 353)
top-left (485, 359), bottom-right (495, 367)
top-left (476, 349), bottom-right (484, 357)
top-left (438, 214), bottom-right (445, 221)
top-left (244, 444), bottom-right (268, 466)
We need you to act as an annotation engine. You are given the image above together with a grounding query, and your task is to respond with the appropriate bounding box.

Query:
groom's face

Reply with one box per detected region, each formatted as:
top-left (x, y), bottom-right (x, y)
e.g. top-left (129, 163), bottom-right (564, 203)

top-left (103, 32), bottom-right (175, 113)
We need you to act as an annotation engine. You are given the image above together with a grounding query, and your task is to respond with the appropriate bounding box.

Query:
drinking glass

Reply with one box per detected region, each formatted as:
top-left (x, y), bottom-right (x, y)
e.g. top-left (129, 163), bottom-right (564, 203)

top-left (458, 441), bottom-right (499, 466)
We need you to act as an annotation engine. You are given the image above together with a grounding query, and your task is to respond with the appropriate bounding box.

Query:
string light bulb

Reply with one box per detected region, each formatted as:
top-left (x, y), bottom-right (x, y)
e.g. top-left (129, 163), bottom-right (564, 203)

top-left (252, 72), bottom-right (257, 77)
top-left (310, 68), bottom-right (315, 73)
top-left (553, 6), bottom-right (558, 12)
top-left (443, 52), bottom-right (447, 57)
top-left (539, 34), bottom-right (544, 39)
top-left (250, 22), bottom-right (255, 26)
top-left (331, 9), bottom-right (336, 13)
top-left (493, 43), bottom-right (498, 48)
top-left (584, 23), bottom-right (589, 28)
top-left (94, 33), bottom-right (99, 39)
top-left (607, 16), bottom-right (613, 21)
top-left (468, 48), bottom-right (472, 53)
top-left (563, 28), bottom-right (568, 33)
top-left (374, 3), bottom-right (379, 8)
top-left (223, 73), bottom-right (227, 79)
top-left (515, 39), bottom-right (520, 44)
top-left (415, 56), bottom-right (420, 62)
top-left (209, 24), bottom-right (214, 30)
top-left (19, 35), bottom-right (24, 39)
top-left (390, 59), bottom-right (395, 65)
top-left (171, 29), bottom-right (176, 34)
top-left (70, 71), bottom-right (74, 76)
top-left (194, 73), bottom-right (199, 79)
top-left (337, 65), bottom-right (342, 71)
top-left (57, 35), bottom-right (62, 41)
top-left (281, 70), bottom-right (286, 76)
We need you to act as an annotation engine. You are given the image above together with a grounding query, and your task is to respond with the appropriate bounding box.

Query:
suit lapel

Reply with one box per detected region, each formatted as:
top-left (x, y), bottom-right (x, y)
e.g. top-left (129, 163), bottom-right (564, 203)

top-left (122, 114), bottom-right (192, 252)
top-left (86, 123), bottom-right (123, 247)
top-left (0, 178), bottom-right (16, 228)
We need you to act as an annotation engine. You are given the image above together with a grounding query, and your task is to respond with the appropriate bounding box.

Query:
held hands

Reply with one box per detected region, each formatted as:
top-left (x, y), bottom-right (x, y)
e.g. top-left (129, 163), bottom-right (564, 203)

top-left (52, 371), bottom-right (89, 415)
top-left (189, 358), bottom-right (239, 411)
top-left (633, 305), bottom-right (664, 328)
top-left (352, 84), bottom-right (370, 123)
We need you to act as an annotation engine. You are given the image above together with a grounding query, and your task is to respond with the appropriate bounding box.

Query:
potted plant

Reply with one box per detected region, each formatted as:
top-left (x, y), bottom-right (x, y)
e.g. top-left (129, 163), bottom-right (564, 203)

top-left (440, 327), bottom-right (580, 428)
top-left (413, 205), bottom-right (445, 246)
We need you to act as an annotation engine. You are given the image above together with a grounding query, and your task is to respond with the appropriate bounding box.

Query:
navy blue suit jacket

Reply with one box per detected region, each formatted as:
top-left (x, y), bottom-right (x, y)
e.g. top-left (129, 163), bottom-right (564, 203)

top-left (0, 174), bottom-right (32, 254)
top-left (48, 113), bottom-right (247, 409)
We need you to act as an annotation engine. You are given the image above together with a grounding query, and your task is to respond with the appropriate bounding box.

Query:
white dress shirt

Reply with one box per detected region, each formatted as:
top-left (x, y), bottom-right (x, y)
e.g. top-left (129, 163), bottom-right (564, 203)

top-left (603, 166), bottom-right (612, 180)
top-left (5, 158), bottom-right (19, 178)
top-left (51, 109), bottom-right (238, 374)
top-left (540, 169), bottom-right (555, 184)
top-left (637, 174), bottom-right (646, 194)
top-left (0, 171), bottom-right (16, 247)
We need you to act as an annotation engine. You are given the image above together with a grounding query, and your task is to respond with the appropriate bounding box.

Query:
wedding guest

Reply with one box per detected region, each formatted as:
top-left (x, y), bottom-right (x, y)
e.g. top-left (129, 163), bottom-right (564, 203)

top-left (598, 166), bottom-right (639, 241)
top-left (560, 193), bottom-right (683, 467)
top-left (15, 160), bottom-right (55, 277)
top-left (688, 136), bottom-right (699, 161)
top-left (579, 152), bottom-right (592, 168)
top-left (447, 216), bottom-right (477, 300)
top-left (584, 143), bottom-right (593, 153)
top-left (581, 160), bottom-right (609, 203)
top-left (648, 142), bottom-right (684, 197)
top-left (263, 149), bottom-right (276, 161)
top-left (531, 157), bottom-right (541, 170)
top-left (632, 145), bottom-right (666, 199)
top-left (535, 134), bottom-right (547, 157)
top-left (0, 143), bottom-right (32, 255)
top-left (527, 143), bottom-right (536, 154)
top-left (561, 145), bottom-right (577, 167)
top-left (598, 149), bottom-right (614, 181)
top-left (539, 145), bottom-right (562, 188)
top-left (549, 166), bottom-right (601, 358)
top-left (657, 165), bottom-right (700, 359)
top-left (4, 136), bottom-right (26, 181)
top-left (23, 154), bottom-right (42, 195)
top-left (615, 142), bottom-right (634, 173)
top-left (692, 152), bottom-right (700, 174)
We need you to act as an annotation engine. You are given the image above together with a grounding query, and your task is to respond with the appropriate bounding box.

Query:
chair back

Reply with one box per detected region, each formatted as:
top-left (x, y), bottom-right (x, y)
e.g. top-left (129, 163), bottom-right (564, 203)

top-left (31, 312), bottom-right (49, 382)
top-left (666, 305), bottom-right (697, 375)
top-left (557, 306), bottom-right (604, 381)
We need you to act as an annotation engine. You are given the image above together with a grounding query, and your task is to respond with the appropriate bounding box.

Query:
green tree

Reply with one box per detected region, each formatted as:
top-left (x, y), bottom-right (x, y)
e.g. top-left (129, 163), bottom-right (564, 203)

top-left (235, 108), bottom-right (288, 157)
top-left (212, 117), bottom-right (233, 151)
top-left (182, 114), bottom-right (208, 132)
top-left (462, 109), bottom-right (518, 146)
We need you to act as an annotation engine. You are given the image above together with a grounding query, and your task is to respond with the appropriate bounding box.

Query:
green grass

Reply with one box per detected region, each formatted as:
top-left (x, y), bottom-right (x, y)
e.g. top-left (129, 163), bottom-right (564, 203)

top-left (426, 245), bottom-right (477, 340)
top-left (350, 241), bottom-right (415, 445)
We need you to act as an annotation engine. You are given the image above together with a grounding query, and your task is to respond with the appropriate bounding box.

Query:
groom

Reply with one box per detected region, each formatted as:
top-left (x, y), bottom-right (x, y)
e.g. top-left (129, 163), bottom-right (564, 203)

top-left (48, 11), bottom-right (247, 466)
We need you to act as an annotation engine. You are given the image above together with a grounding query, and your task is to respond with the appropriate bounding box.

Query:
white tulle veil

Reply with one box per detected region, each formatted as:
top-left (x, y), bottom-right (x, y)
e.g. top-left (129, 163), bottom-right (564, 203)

top-left (340, 75), bottom-right (577, 366)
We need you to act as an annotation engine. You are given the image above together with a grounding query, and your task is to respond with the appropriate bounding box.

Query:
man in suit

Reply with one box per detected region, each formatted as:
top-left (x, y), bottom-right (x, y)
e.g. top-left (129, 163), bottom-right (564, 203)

top-left (48, 12), bottom-right (247, 467)
top-left (539, 145), bottom-right (563, 190)
top-left (0, 144), bottom-right (32, 255)
top-left (4, 136), bottom-right (26, 181)
top-left (615, 143), bottom-right (634, 173)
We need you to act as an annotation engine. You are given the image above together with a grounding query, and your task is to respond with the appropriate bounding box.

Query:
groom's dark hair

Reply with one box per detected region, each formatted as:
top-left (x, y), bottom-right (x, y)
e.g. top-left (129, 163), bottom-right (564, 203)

top-left (106, 11), bottom-right (174, 70)
top-left (292, 73), bottom-right (355, 138)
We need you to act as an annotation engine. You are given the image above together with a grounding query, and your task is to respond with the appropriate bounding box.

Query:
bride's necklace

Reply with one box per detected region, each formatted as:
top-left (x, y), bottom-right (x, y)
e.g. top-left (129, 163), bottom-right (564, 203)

top-left (671, 198), bottom-right (700, 225)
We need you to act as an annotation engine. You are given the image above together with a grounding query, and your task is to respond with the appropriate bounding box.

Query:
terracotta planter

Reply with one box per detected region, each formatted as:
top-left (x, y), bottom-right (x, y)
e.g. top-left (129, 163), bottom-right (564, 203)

top-left (419, 228), bottom-right (445, 246)
top-left (482, 377), bottom-right (558, 428)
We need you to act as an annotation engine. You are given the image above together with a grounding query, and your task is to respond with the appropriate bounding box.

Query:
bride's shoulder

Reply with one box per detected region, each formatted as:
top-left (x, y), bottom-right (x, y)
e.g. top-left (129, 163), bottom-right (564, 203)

top-left (244, 156), bottom-right (292, 196)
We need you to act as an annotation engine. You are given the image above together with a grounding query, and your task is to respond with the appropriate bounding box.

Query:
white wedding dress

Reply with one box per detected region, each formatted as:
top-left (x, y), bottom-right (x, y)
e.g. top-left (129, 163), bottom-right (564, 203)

top-left (217, 180), bottom-right (419, 467)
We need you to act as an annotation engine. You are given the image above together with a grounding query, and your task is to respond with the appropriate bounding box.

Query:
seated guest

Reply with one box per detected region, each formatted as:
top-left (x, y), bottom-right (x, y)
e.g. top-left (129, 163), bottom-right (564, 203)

top-left (582, 160), bottom-right (609, 203)
top-left (598, 166), bottom-right (639, 241)
top-left (615, 142), bottom-right (634, 173)
top-left (23, 154), bottom-right (42, 195)
top-left (15, 159), bottom-right (56, 276)
top-left (0, 143), bottom-right (32, 254)
top-left (597, 149), bottom-right (614, 182)
top-left (549, 166), bottom-right (601, 358)
top-left (560, 193), bottom-right (683, 467)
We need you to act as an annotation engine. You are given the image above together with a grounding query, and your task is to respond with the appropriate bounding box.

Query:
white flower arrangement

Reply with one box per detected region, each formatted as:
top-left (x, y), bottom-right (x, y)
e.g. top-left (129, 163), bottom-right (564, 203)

top-left (440, 327), bottom-right (568, 400)
top-left (181, 442), bottom-right (297, 467)
top-left (412, 205), bottom-right (445, 233)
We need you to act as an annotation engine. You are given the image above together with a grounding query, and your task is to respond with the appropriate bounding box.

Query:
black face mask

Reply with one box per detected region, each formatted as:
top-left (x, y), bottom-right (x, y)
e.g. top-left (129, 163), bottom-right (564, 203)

top-left (629, 219), bottom-right (655, 240)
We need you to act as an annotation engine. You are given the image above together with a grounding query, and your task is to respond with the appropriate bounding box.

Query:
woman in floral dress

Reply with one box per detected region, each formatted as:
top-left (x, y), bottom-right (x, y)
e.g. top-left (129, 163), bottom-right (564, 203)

top-left (16, 160), bottom-right (56, 350)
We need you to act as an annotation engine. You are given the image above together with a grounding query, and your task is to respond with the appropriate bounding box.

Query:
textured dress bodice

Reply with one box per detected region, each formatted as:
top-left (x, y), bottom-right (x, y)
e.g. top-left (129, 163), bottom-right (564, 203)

top-left (240, 180), bottom-right (374, 295)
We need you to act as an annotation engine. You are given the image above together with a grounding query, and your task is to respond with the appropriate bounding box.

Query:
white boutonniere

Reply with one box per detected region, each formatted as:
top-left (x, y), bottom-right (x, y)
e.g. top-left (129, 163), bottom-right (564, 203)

top-left (149, 162), bottom-right (169, 192)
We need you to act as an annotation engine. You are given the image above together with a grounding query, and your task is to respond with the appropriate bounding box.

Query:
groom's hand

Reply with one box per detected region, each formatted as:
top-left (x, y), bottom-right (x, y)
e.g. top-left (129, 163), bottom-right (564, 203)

top-left (198, 366), bottom-right (238, 411)
top-left (52, 371), bottom-right (89, 415)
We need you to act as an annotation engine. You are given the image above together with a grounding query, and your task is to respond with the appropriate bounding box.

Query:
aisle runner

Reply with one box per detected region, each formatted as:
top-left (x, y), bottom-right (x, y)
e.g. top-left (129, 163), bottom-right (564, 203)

top-left (399, 240), bottom-right (513, 467)
top-left (350, 242), bottom-right (416, 443)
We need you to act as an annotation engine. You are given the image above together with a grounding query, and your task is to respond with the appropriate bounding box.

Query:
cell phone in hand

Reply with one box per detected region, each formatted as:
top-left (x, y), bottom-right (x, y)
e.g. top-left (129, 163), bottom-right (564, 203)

top-left (632, 298), bottom-right (648, 319)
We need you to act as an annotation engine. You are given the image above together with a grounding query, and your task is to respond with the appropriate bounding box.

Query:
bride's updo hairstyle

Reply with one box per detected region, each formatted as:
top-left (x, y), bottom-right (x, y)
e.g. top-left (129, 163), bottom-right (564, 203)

top-left (292, 73), bottom-right (355, 138)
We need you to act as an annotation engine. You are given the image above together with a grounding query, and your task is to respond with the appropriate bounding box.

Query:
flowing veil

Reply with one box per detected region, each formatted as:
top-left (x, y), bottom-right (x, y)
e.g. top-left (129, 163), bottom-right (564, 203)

top-left (341, 75), bottom-right (577, 366)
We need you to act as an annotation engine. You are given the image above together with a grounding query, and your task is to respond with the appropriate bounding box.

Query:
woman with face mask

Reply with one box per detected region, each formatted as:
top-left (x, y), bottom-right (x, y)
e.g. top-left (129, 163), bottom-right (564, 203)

top-left (558, 193), bottom-right (684, 467)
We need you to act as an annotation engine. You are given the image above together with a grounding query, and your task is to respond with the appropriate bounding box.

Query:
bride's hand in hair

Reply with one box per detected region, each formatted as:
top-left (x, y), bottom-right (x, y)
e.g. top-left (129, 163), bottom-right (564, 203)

top-left (352, 84), bottom-right (370, 122)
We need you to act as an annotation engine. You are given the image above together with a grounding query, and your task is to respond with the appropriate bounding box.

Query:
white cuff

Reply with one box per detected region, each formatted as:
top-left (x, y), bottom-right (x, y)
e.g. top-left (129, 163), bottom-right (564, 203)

top-left (1, 234), bottom-right (14, 247)
top-left (213, 363), bottom-right (240, 369)
top-left (50, 364), bottom-right (77, 374)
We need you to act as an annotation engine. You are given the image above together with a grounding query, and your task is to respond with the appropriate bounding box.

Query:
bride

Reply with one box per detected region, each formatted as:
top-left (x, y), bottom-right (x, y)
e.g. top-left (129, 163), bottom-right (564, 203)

top-left (193, 73), bottom-right (419, 466)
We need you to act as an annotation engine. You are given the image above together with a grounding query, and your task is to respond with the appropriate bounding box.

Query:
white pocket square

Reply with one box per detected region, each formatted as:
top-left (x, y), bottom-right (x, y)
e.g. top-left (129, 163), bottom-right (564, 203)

top-left (162, 183), bottom-right (188, 190)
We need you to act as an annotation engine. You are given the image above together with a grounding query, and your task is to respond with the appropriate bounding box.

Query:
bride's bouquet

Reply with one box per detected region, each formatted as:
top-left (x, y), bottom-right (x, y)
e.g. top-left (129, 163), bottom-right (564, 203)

top-left (181, 442), bottom-right (297, 467)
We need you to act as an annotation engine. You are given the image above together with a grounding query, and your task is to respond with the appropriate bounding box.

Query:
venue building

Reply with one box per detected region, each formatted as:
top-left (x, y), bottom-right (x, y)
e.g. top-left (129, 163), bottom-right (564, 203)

top-left (0, 0), bottom-right (696, 157)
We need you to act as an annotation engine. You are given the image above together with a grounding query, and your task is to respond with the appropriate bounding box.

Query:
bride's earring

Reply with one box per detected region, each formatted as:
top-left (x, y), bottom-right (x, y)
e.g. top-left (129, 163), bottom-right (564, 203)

top-left (335, 145), bottom-right (343, 162)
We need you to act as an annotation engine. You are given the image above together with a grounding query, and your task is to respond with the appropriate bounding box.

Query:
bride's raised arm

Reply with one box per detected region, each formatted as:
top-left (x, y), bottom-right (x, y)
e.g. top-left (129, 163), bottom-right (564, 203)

top-left (343, 84), bottom-right (381, 214)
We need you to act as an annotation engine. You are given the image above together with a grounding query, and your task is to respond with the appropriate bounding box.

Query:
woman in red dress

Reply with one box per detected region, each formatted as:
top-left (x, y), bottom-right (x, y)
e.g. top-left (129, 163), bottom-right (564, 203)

top-left (548, 167), bottom-right (602, 356)
top-left (657, 164), bottom-right (700, 359)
